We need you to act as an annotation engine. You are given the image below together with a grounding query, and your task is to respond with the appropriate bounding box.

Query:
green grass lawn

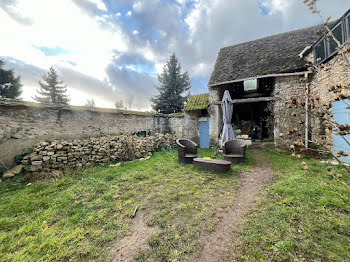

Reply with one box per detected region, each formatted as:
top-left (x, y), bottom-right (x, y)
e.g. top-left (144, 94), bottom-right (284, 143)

top-left (0, 149), bottom-right (253, 262)
top-left (227, 148), bottom-right (350, 262)
top-left (2, 147), bottom-right (349, 262)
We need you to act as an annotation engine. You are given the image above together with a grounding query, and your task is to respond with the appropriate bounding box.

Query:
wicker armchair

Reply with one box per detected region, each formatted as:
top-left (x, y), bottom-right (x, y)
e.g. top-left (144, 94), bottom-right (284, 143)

top-left (176, 139), bottom-right (198, 164)
top-left (222, 139), bottom-right (247, 164)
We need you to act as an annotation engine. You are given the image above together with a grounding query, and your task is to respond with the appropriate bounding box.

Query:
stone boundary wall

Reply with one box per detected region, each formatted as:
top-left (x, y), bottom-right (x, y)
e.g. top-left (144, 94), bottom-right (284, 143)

top-left (19, 133), bottom-right (175, 177)
top-left (0, 101), bottom-right (194, 167)
top-left (208, 87), bottom-right (221, 146)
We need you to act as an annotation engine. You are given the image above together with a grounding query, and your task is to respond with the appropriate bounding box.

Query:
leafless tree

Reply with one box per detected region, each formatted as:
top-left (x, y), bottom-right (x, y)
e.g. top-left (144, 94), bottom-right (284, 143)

top-left (126, 95), bottom-right (134, 110)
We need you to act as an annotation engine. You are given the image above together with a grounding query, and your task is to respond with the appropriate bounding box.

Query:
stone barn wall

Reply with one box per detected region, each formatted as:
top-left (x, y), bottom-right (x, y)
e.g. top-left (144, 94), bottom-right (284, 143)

top-left (0, 101), bottom-right (193, 167)
top-left (305, 46), bottom-right (350, 148)
top-left (207, 45), bottom-right (350, 148)
top-left (207, 75), bottom-right (308, 146)
top-left (272, 75), bottom-right (307, 145)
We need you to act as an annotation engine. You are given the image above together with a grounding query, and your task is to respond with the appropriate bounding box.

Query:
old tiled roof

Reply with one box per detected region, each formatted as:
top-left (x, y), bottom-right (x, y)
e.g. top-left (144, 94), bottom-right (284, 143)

top-left (209, 23), bottom-right (336, 86)
top-left (184, 93), bottom-right (209, 111)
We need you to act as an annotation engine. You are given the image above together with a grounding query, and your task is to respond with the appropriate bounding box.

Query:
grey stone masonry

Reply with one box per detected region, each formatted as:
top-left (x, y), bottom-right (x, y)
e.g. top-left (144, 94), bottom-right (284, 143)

top-left (21, 133), bottom-right (176, 177)
top-left (0, 101), bottom-right (195, 167)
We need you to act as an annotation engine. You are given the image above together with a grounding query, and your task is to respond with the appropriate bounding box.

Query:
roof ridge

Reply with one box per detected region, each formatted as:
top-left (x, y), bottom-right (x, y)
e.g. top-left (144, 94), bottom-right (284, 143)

top-left (219, 23), bottom-right (325, 51)
top-left (189, 93), bottom-right (209, 97)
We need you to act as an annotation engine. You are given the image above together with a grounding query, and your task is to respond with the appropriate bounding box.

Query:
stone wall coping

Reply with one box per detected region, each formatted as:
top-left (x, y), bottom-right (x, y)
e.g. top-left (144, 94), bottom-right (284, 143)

top-left (0, 100), bottom-right (184, 118)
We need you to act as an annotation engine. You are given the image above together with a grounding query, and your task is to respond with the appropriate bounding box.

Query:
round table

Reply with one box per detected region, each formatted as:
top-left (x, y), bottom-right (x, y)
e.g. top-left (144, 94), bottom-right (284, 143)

top-left (193, 158), bottom-right (231, 173)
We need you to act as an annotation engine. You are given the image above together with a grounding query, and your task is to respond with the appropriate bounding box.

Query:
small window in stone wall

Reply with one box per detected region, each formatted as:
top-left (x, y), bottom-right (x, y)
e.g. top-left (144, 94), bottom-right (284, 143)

top-left (243, 79), bottom-right (257, 91)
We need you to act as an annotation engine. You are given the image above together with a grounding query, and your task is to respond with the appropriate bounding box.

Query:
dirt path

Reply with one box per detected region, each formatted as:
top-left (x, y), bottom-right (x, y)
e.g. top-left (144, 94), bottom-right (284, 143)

top-left (109, 213), bottom-right (159, 262)
top-left (192, 149), bottom-right (276, 262)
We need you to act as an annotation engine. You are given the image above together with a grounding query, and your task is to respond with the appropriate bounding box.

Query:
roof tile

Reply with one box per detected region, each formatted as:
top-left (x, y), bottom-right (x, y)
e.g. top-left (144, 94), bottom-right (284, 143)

top-left (184, 93), bottom-right (209, 111)
top-left (209, 23), bottom-right (336, 86)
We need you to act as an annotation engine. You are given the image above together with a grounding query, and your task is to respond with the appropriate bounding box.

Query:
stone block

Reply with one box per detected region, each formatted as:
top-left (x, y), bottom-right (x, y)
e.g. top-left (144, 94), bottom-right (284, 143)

top-left (2, 171), bottom-right (15, 179)
top-left (30, 165), bottom-right (41, 171)
top-left (32, 155), bottom-right (43, 161)
top-left (32, 161), bottom-right (43, 166)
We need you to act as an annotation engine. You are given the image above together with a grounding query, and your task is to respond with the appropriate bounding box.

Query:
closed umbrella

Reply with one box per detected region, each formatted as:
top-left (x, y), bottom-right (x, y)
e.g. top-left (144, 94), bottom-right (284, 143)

top-left (221, 90), bottom-right (235, 146)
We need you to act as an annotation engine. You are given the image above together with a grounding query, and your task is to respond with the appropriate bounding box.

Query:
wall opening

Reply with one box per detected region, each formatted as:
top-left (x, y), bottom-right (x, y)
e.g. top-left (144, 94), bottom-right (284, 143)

top-left (215, 77), bottom-right (274, 141)
top-left (231, 101), bottom-right (273, 140)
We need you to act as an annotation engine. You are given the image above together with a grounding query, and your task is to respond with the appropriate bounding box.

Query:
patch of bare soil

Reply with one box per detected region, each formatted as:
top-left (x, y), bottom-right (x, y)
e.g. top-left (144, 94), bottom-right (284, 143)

top-left (192, 150), bottom-right (276, 262)
top-left (109, 213), bottom-right (159, 262)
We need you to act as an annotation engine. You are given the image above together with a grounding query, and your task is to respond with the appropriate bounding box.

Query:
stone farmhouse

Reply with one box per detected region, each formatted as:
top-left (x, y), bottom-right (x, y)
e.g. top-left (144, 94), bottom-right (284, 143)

top-left (185, 8), bottom-right (350, 162)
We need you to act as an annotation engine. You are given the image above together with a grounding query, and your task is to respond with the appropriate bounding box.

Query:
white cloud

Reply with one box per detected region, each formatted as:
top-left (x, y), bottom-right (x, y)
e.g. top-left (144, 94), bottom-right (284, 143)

top-left (184, 3), bottom-right (200, 32)
top-left (0, 0), bottom-right (128, 79)
top-left (180, 0), bottom-right (348, 79)
top-left (184, 0), bottom-right (213, 40)
top-left (0, 0), bottom-right (133, 106)
top-left (259, 0), bottom-right (291, 15)
top-left (1, 0), bottom-right (349, 110)
top-left (133, 1), bottom-right (143, 12)
top-left (86, 0), bottom-right (107, 11)
top-left (155, 63), bottom-right (164, 74)
top-left (21, 85), bottom-right (113, 108)
top-left (192, 62), bottom-right (212, 77)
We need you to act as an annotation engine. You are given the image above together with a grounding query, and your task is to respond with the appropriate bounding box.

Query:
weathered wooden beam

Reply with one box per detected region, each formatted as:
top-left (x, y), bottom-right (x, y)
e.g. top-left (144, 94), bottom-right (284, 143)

top-left (208, 71), bottom-right (312, 87)
top-left (212, 96), bottom-right (276, 105)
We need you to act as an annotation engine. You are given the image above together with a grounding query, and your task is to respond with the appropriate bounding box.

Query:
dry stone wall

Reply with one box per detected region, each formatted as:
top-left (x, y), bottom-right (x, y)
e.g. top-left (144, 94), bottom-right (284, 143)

top-left (19, 133), bottom-right (175, 177)
top-left (0, 101), bottom-right (194, 167)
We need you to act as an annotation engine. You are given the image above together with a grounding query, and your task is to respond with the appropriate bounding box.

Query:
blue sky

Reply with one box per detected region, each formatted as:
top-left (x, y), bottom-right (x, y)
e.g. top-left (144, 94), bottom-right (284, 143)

top-left (34, 46), bottom-right (72, 56)
top-left (0, 0), bottom-right (348, 109)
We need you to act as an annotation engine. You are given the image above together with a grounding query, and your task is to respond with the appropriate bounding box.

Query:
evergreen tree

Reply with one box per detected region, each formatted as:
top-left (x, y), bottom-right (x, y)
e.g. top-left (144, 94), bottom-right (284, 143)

top-left (34, 67), bottom-right (69, 105)
top-left (0, 59), bottom-right (22, 99)
top-left (151, 53), bottom-right (191, 114)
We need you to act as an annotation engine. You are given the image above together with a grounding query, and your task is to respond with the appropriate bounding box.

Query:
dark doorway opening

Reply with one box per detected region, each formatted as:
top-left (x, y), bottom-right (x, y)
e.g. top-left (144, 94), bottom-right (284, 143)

top-left (231, 101), bottom-right (272, 141)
